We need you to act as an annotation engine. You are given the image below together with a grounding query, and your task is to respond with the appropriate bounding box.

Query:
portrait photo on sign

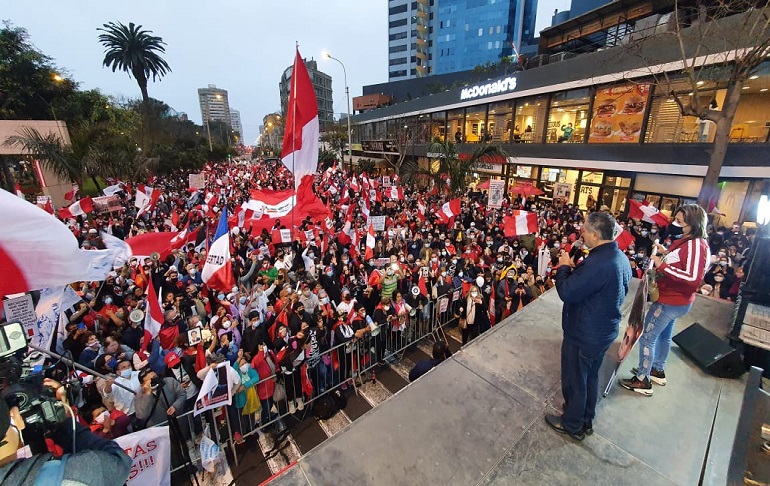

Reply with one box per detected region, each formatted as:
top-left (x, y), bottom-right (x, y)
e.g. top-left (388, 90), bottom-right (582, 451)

top-left (187, 328), bottom-right (201, 346)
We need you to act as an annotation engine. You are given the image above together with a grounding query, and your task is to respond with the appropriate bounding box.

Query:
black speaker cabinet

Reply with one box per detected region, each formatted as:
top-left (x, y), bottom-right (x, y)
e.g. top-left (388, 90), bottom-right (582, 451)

top-left (673, 323), bottom-right (746, 378)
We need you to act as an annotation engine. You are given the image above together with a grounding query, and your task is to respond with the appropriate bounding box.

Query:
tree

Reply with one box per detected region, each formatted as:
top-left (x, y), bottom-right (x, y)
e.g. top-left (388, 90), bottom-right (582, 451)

top-left (626, 2), bottom-right (770, 209)
top-left (387, 117), bottom-right (428, 176)
top-left (97, 21), bottom-right (171, 104)
top-left (402, 140), bottom-right (508, 195)
top-left (320, 122), bottom-right (348, 160)
top-left (0, 22), bottom-right (76, 121)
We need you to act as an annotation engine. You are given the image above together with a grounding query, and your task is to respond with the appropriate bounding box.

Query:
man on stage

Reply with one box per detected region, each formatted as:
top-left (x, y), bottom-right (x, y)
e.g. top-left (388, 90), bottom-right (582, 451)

top-left (546, 212), bottom-right (631, 441)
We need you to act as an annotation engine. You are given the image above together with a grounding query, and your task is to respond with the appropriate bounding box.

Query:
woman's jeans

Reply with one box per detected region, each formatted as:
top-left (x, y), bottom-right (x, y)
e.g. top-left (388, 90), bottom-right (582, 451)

top-left (636, 301), bottom-right (693, 378)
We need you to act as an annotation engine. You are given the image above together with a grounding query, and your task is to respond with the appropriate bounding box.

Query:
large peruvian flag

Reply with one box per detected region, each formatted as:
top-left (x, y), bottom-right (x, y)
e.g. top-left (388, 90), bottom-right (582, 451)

top-left (125, 230), bottom-right (196, 260)
top-left (383, 186), bottom-right (404, 200)
top-left (0, 189), bottom-right (114, 299)
top-left (239, 177), bottom-right (329, 233)
top-left (281, 49), bottom-right (319, 189)
top-left (202, 207), bottom-right (235, 293)
top-left (438, 198), bottom-right (461, 224)
top-left (503, 211), bottom-right (539, 237)
top-left (628, 199), bottom-right (670, 227)
top-left (58, 197), bottom-right (94, 219)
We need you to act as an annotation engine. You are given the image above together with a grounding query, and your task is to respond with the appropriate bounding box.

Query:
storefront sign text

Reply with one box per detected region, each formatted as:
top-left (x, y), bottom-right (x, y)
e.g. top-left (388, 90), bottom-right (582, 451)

top-left (460, 77), bottom-right (517, 101)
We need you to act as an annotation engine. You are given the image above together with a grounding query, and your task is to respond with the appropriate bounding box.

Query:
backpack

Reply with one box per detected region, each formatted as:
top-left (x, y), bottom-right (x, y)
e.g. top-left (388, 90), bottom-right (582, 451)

top-left (312, 393), bottom-right (338, 420)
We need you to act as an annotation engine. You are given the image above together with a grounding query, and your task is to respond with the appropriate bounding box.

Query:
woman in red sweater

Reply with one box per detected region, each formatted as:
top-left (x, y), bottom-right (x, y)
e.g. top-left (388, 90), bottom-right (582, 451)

top-left (620, 204), bottom-right (711, 396)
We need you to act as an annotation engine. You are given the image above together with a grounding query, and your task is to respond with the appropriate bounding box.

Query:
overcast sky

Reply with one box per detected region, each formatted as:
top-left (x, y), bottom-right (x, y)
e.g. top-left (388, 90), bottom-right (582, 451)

top-left (6, 0), bottom-right (562, 143)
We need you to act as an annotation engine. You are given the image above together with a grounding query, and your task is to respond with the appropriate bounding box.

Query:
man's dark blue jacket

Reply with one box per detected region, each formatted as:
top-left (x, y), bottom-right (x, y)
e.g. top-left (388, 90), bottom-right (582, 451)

top-left (555, 241), bottom-right (631, 350)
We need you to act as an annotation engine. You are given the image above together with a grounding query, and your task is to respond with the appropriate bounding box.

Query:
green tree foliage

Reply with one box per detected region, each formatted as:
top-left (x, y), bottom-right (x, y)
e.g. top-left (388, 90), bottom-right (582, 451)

top-left (97, 22), bottom-right (171, 103)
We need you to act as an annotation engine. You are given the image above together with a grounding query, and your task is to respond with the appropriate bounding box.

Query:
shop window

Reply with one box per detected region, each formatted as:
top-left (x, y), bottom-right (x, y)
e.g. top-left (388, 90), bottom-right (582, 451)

top-left (514, 165), bottom-right (533, 178)
top-left (540, 168), bottom-right (579, 204)
top-left (448, 108), bottom-right (464, 143)
top-left (488, 101), bottom-right (513, 143)
top-left (464, 105), bottom-right (487, 143)
top-left (729, 70), bottom-right (770, 143)
top-left (589, 83), bottom-right (651, 143)
top-left (581, 171), bottom-right (603, 184)
top-left (604, 176), bottom-right (631, 187)
top-left (578, 184), bottom-right (599, 211)
top-left (431, 111), bottom-right (447, 142)
top-left (546, 89), bottom-right (590, 143)
top-left (513, 95), bottom-right (548, 143)
top-left (600, 188), bottom-right (629, 214)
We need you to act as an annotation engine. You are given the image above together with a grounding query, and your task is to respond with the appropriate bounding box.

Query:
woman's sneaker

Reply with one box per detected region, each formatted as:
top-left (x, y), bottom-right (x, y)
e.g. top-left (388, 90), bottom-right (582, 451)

top-left (619, 376), bottom-right (653, 396)
top-left (631, 368), bottom-right (667, 386)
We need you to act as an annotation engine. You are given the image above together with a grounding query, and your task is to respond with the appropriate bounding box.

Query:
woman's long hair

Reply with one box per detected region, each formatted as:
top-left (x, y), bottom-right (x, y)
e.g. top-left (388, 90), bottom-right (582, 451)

top-left (676, 204), bottom-right (708, 239)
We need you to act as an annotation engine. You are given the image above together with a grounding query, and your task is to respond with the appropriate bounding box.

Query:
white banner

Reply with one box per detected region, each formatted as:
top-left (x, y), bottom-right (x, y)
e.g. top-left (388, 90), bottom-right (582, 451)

top-left (554, 182), bottom-right (573, 201)
top-left (115, 426), bottom-right (171, 486)
top-left (189, 173), bottom-right (205, 190)
top-left (487, 179), bottom-right (505, 209)
top-left (54, 286), bottom-right (84, 355)
top-left (3, 294), bottom-right (36, 337)
top-left (370, 215), bottom-right (386, 232)
top-left (194, 362), bottom-right (234, 416)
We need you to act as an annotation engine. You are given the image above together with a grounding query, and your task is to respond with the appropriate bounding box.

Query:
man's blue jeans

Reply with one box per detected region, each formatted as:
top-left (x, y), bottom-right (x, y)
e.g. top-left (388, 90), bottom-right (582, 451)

top-left (636, 301), bottom-right (692, 378)
top-left (561, 339), bottom-right (610, 434)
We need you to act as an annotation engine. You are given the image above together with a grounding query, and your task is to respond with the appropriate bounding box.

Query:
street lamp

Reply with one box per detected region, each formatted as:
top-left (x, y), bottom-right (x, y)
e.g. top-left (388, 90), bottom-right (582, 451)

top-left (325, 52), bottom-right (353, 173)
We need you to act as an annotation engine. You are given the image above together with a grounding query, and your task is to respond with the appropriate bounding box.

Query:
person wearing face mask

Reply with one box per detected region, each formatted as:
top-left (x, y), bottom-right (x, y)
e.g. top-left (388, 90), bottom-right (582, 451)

top-left (299, 285), bottom-right (320, 314)
top-left (634, 226), bottom-right (653, 256)
top-left (102, 359), bottom-right (141, 417)
top-left (78, 332), bottom-right (102, 368)
top-left (547, 211), bottom-right (631, 441)
top-left (372, 297), bottom-right (397, 365)
top-left (93, 353), bottom-right (119, 402)
top-left (233, 350), bottom-right (261, 436)
top-left (456, 285), bottom-right (489, 344)
top-left (621, 204), bottom-right (711, 396)
top-left (134, 367), bottom-right (187, 429)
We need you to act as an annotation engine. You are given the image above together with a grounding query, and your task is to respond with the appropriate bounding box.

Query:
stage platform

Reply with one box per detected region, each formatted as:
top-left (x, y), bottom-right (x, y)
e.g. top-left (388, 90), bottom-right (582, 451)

top-left (267, 281), bottom-right (745, 486)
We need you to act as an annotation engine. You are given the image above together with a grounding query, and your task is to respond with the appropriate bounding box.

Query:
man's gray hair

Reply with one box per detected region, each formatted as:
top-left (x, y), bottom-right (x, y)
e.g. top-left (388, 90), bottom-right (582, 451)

top-left (585, 211), bottom-right (616, 241)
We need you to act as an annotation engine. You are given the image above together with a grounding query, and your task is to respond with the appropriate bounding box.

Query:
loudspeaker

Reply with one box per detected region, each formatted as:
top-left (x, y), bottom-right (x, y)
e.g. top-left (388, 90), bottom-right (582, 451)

top-left (673, 323), bottom-right (746, 378)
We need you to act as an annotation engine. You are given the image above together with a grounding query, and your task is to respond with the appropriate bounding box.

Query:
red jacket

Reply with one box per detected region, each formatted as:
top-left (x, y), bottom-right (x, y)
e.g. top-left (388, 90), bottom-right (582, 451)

top-left (657, 237), bottom-right (711, 306)
top-left (251, 349), bottom-right (276, 401)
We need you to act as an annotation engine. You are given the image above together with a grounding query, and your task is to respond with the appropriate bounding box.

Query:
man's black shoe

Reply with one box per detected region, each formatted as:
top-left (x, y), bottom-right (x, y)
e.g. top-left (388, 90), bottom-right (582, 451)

top-left (584, 420), bottom-right (593, 435)
top-left (545, 414), bottom-right (585, 441)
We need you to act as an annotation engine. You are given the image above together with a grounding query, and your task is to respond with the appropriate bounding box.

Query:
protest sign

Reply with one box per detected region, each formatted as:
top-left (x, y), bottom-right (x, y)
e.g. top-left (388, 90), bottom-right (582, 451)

top-left (115, 426), bottom-right (171, 486)
top-left (194, 362), bottom-right (233, 415)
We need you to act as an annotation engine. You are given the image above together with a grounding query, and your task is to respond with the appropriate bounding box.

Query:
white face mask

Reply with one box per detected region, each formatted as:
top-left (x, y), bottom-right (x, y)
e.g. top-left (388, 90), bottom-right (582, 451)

top-left (714, 275), bottom-right (724, 282)
top-left (240, 363), bottom-right (249, 373)
top-left (189, 269), bottom-right (197, 276)
top-left (222, 321), bottom-right (231, 329)
top-left (470, 291), bottom-right (479, 298)
top-left (320, 297), bottom-right (329, 305)
top-left (554, 243), bottom-right (561, 249)
top-left (119, 369), bottom-right (132, 379)
top-left (671, 221), bottom-right (683, 228)
top-left (383, 305), bottom-right (390, 311)
top-left (718, 251), bottom-right (726, 257)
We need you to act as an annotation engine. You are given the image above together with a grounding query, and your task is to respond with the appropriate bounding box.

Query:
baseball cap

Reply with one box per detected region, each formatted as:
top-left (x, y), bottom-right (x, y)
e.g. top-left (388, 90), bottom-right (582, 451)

top-left (164, 352), bottom-right (181, 368)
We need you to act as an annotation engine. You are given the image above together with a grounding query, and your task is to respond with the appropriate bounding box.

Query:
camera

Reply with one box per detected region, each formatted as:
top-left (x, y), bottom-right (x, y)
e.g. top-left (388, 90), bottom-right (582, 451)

top-left (0, 322), bottom-right (70, 454)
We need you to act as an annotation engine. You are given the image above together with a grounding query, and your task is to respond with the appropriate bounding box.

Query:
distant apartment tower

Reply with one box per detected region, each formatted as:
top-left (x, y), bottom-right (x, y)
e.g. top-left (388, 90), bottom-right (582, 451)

top-left (431, 0), bottom-right (538, 75)
top-left (229, 109), bottom-right (243, 137)
top-left (279, 59), bottom-right (334, 129)
top-left (198, 84), bottom-right (231, 127)
top-left (388, 0), bottom-right (432, 81)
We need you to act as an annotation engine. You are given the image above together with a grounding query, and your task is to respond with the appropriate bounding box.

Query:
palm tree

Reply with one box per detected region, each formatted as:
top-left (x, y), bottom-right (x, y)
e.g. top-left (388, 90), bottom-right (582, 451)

top-left (97, 22), bottom-right (171, 103)
top-left (402, 140), bottom-right (508, 195)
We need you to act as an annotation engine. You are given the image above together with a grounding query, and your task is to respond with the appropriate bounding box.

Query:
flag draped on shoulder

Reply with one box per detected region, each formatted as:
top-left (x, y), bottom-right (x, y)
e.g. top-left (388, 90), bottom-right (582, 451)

top-left (281, 49), bottom-right (319, 189)
top-left (0, 189), bottom-right (114, 299)
top-left (202, 207), bottom-right (235, 292)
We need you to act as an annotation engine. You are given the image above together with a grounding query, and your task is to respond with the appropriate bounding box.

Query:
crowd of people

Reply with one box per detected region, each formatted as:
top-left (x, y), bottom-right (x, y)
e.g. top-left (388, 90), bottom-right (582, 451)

top-left (28, 156), bottom-right (757, 451)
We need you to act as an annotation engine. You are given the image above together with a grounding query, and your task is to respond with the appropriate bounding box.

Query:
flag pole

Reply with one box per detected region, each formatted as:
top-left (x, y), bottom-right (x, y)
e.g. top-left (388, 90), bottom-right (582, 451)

top-left (291, 42), bottom-right (298, 240)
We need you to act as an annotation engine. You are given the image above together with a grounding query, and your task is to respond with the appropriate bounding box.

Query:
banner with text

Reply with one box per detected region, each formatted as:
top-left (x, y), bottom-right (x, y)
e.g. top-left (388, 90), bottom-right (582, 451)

top-left (487, 179), bottom-right (505, 209)
top-left (115, 426), bottom-right (171, 486)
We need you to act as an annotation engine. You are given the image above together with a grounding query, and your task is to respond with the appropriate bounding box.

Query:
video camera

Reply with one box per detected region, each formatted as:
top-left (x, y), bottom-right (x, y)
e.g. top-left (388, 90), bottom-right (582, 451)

top-left (0, 322), bottom-right (70, 454)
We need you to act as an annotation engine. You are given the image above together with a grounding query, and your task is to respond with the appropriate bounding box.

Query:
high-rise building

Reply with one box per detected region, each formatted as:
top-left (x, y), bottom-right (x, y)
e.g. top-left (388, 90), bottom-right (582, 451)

top-left (431, 0), bottom-right (538, 75)
top-left (388, 0), bottom-right (432, 82)
top-left (198, 84), bottom-right (232, 127)
top-left (229, 109), bottom-right (243, 138)
top-left (279, 58), bottom-right (334, 129)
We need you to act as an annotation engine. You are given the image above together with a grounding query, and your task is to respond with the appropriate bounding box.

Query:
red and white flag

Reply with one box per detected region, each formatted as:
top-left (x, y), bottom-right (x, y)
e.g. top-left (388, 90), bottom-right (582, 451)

top-left (201, 207), bottom-right (235, 293)
top-left (503, 211), bottom-right (539, 237)
top-left (628, 199), bottom-right (670, 227)
top-left (613, 223), bottom-right (635, 251)
top-left (383, 186), bottom-right (404, 200)
top-left (364, 222), bottom-right (376, 261)
top-left (438, 198), bottom-right (461, 223)
top-left (0, 190), bottom-right (114, 299)
top-left (58, 197), bottom-right (94, 219)
top-left (281, 50), bottom-right (319, 189)
top-left (143, 276), bottom-right (164, 338)
top-left (64, 183), bottom-right (79, 201)
top-left (271, 228), bottom-right (294, 244)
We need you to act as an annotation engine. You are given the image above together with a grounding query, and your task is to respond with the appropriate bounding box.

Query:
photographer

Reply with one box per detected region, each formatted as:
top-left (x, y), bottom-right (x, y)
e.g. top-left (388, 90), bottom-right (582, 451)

top-left (0, 383), bottom-right (131, 485)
